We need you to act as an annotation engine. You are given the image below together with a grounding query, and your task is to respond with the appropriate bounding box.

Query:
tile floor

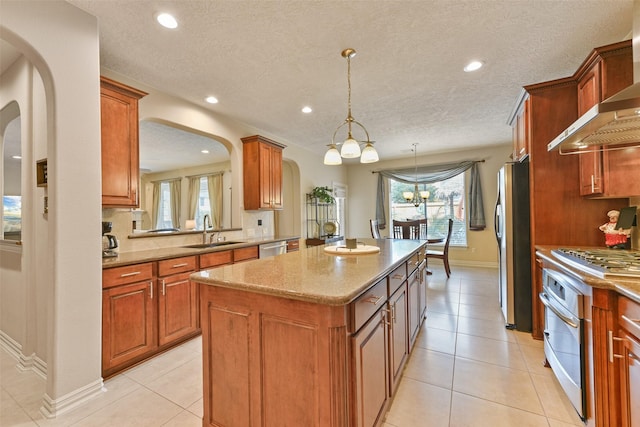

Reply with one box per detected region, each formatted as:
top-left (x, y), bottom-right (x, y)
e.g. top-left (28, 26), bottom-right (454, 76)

top-left (1, 266), bottom-right (585, 426)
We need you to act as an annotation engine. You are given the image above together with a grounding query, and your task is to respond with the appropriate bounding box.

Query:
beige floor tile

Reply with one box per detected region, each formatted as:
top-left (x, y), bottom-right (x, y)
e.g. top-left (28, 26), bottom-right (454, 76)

top-left (457, 302), bottom-right (504, 322)
top-left (530, 372), bottom-right (585, 425)
top-left (547, 419), bottom-right (584, 427)
top-left (449, 392), bottom-right (549, 427)
top-left (455, 333), bottom-right (527, 371)
top-left (453, 358), bottom-right (544, 415)
top-left (145, 357), bottom-right (202, 408)
top-left (519, 342), bottom-right (554, 377)
top-left (384, 378), bottom-right (451, 427)
top-left (162, 409), bottom-right (202, 426)
top-left (458, 292), bottom-right (498, 308)
top-left (124, 337), bottom-right (201, 385)
top-left (72, 387), bottom-right (183, 427)
top-left (414, 327), bottom-right (457, 355)
top-left (1, 388), bottom-right (38, 427)
top-left (456, 316), bottom-right (516, 343)
top-left (514, 330), bottom-right (544, 348)
top-left (186, 397), bottom-right (203, 418)
top-left (426, 298), bottom-right (459, 316)
top-left (424, 312), bottom-right (458, 332)
top-left (403, 347), bottom-right (455, 389)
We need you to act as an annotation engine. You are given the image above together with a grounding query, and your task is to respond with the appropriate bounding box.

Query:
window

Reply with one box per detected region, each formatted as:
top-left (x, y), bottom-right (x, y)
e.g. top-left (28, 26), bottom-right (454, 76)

top-left (156, 182), bottom-right (173, 229)
top-left (194, 176), bottom-right (212, 230)
top-left (389, 173), bottom-right (467, 245)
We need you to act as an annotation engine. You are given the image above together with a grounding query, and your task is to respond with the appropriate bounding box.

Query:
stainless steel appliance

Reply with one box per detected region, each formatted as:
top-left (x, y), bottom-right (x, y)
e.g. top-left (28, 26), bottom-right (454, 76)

top-left (552, 248), bottom-right (640, 278)
top-left (259, 241), bottom-right (287, 258)
top-left (494, 162), bottom-right (532, 331)
top-left (540, 268), bottom-right (586, 421)
top-left (102, 221), bottom-right (118, 258)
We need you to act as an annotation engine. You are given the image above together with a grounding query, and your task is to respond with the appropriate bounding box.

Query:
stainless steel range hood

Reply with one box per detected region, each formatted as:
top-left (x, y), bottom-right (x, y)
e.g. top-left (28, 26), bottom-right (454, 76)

top-left (548, 2), bottom-right (640, 153)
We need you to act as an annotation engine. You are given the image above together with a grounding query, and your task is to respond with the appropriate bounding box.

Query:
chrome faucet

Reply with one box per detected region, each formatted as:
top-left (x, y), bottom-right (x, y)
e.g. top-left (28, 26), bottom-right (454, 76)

top-left (202, 214), bottom-right (213, 244)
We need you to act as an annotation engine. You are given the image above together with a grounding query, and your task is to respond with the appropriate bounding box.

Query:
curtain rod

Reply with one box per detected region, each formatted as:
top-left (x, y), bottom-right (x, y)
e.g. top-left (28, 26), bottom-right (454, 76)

top-left (370, 158), bottom-right (485, 173)
top-left (184, 171), bottom-right (225, 179)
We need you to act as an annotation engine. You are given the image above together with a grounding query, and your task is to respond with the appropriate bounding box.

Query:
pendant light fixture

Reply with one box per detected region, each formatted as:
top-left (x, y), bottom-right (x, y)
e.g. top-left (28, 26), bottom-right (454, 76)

top-left (402, 143), bottom-right (429, 207)
top-left (324, 48), bottom-right (379, 165)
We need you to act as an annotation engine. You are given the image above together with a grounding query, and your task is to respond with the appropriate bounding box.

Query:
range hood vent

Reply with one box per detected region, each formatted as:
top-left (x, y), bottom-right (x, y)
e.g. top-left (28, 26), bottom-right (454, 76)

top-left (547, 83), bottom-right (640, 153)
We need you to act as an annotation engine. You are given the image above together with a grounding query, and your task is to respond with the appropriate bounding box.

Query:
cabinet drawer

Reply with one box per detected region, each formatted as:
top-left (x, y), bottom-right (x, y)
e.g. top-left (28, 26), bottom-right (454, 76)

top-left (619, 296), bottom-right (640, 338)
top-left (408, 249), bottom-right (424, 273)
top-left (350, 278), bottom-right (388, 333)
top-left (103, 262), bottom-right (154, 289)
top-left (234, 246), bottom-right (259, 262)
top-left (200, 250), bottom-right (233, 269)
top-left (388, 263), bottom-right (407, 295)
top-left (158, 256), bottom-right (197, 277)
top-left (286, 239), bottom-right (300, 252)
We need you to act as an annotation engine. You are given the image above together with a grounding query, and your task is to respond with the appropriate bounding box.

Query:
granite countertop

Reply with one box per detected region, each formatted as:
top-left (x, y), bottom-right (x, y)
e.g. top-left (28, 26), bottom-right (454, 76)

top-left (102, 235), bottom-right (300, 268)
top-left (536, 245), bottom-right (640, 304)
top-left (191, 238), bottom-right (425, 306)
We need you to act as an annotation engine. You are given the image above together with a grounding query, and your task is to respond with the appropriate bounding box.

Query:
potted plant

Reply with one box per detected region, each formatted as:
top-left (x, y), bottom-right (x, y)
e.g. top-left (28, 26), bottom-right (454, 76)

top-left (311, 186), bottom-right (335, 204)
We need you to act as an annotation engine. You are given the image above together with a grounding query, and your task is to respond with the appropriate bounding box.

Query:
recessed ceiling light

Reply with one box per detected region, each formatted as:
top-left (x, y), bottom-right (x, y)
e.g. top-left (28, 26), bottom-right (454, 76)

top-left (156, 13), bottom-right (178, 29)
top-left (201, 150), bottom-right (210, 154)
top-left (301, 106), bottom-right (313, 114)
top-left (205, 96), bottom-right (219, 104)
top-left (464, 61), bottom-right (483, 72)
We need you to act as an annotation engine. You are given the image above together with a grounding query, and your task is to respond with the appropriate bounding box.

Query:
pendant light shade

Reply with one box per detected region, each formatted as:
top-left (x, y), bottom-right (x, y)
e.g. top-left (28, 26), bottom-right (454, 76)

top-left (403, 143), bottom-right (429, 207)
top-left (324, 48), bottom-right (378, 165)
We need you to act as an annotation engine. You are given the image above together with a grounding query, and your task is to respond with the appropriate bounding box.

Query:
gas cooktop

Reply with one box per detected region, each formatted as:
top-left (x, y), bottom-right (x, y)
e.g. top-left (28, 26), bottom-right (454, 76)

top-left (552, 248), bottom-right (640, 279)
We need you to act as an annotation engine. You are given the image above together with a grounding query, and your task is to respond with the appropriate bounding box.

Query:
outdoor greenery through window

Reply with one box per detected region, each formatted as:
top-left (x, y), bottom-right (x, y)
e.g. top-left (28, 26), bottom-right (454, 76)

top-left (389, 174), bottom-right (467, 246)
top-left (194, 176), bottom-right (212, 229)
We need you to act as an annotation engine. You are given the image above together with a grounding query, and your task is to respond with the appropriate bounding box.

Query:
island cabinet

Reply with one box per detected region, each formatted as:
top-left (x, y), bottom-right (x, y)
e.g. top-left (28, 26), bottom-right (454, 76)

top-left (100, 76), bottom-right (147, 207)
top-left (242, 135), bottom-right (285, 210)
top-left (194, 240), bottom-right (427, 427)
top-left (574, 40), bottom-right (638, 198)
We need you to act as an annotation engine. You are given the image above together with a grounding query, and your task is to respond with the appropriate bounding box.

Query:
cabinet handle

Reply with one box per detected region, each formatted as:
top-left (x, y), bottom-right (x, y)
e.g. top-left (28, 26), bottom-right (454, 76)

top-left (364, 295), bottom-right (384, 305)
top-left (162, 279), bottom-right (166, 296)
top-left (391, 274), bottom-right (404, 280)
top-left (608, 330), bottom-right (625, 363)
top-left (172, 263), bottom-right (189, 268)
top-left (591, 175), bottom-right (595, 193)
top-left (149, 281), bottom-right (153, 299)
top-left (120, 271), bottom-right (141, 278)
top-left (382, 309), bottom-right (391, 327)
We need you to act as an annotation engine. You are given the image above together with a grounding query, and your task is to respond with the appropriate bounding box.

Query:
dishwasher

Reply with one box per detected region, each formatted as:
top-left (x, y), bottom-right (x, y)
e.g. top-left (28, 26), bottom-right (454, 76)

top-left (259, 241), bottom-right (287, 258)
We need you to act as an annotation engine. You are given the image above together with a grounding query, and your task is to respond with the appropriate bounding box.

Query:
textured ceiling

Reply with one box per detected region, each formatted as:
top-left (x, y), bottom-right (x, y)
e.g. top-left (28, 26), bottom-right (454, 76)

top-left (6, 1), bottom-right (637, 168)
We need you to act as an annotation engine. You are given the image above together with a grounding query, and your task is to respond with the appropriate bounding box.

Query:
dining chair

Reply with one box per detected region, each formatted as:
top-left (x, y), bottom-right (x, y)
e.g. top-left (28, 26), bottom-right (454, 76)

top-left (370, 219), bottom-right (382, 239)
top-left (425, 218), bottom-right (454, 277)
top-left (392, 219), bottom-right (423, 240)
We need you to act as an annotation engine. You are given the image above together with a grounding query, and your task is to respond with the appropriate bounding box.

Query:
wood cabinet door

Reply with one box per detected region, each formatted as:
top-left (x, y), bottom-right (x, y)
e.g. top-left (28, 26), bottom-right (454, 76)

top-left (352, 309), bottom-right (389, 427)
top-left (102, 280), bottom-right (156, 373)
top-left (577, 66), bottom-right (604, 197)
top-left (258, 142), bottom-right (273, 209)
top-left (100, 77), bottom-right (146, 207)
top-left (389, 284), bottom-right (408, 395)
top-left (270, 145), bottom-right (283, 209)
top-left (418, 260), bottom-right (427, 322)
top-left (620, 330), bottom-right (640, 427)
top-left (407, 269), bottom-right (420, 351)
top-left (158, 272), bottom-right (198, 346)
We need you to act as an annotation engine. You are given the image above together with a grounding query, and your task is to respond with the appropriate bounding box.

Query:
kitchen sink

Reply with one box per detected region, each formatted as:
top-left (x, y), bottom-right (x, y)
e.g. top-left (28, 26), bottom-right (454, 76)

top-left (182, 241), bottom-right (244, 249)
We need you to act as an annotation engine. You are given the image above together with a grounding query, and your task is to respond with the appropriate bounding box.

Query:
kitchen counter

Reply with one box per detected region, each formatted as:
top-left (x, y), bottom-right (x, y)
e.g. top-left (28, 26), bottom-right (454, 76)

top-left (101, 235), bottom-right (300, 268)
top-left (191, 238), bottom-right (424, 305)
top-left (536, 245), bottom-right (640, 304)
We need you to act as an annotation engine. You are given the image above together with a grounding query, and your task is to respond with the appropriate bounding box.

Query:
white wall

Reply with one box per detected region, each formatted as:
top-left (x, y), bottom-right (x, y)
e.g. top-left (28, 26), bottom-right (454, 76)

top-left (348, 144), bottom-right (512, 267)
top-left (1, 0), bottom-right (104, 417)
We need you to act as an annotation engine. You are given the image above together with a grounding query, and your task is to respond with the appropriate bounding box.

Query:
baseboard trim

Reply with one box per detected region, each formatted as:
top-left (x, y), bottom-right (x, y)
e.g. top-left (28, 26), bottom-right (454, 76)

top-left (40, 378), bottom-right (105, 419)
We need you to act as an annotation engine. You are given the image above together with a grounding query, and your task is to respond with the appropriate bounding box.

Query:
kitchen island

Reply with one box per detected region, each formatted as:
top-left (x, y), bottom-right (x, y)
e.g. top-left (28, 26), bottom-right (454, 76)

top-left (191, 238), bottom-right (427, 427)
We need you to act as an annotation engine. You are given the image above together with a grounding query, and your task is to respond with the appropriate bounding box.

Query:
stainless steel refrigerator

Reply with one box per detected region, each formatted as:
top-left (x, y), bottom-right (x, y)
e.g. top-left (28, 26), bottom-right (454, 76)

top-left (494, 162), bottom-right (532, 331)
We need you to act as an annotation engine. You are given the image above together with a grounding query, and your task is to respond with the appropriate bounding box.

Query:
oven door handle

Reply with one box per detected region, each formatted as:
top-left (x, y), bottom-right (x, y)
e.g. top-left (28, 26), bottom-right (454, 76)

top-left (539, 292), bottom-right (579, 328)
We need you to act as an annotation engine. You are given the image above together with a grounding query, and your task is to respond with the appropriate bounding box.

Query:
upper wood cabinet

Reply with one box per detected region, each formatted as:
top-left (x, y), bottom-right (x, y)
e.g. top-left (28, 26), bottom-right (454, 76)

top-left (508, 93), bottom-right (530, 162)
top-left (242, 135), bottom-right (286, 210)
top-left (575, 41), bottom-right (639, 198)
top-left (100, 76), bottom-right (147, 207)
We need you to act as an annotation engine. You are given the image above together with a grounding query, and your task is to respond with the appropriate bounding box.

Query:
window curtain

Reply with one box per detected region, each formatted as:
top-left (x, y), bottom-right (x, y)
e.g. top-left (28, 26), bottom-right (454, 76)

top-left (169, 179), bottom-right (181, 229)
top-left (207, 173), bottom-right (223, 229)
top-left (152, 182), bottom-right (161, 229)
top-left (376, 160), bottom-right (486, 231)
top-left (187, 176), bottom-right (200, 225)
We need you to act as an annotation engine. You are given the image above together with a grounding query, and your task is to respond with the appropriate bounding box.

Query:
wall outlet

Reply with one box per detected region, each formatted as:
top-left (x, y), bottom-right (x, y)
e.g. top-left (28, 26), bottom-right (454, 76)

top-left (258, 219), bottom-right (262, 226)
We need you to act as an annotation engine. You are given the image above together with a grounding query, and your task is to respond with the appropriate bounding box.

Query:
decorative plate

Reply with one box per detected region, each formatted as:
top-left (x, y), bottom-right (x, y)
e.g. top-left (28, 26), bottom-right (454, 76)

top-left (323, 221), bottom-right (337, 236)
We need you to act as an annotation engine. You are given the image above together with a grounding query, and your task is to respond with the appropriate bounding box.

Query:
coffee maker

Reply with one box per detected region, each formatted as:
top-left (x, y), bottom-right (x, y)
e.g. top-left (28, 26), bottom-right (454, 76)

top-left (102, 221), bottom-right (119, 258)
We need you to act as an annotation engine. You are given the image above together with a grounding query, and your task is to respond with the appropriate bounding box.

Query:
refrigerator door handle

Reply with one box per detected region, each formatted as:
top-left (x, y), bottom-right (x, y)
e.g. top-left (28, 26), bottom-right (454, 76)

top-left (494, 199), bottom-right (501, 245)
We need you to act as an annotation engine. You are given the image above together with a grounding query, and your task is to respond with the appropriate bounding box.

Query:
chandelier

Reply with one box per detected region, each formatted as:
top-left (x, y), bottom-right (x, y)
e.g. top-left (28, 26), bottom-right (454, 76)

top-left (403, 143), bottom-right (429, 207)
top-left (324, 48), bottom-right (379, 165)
